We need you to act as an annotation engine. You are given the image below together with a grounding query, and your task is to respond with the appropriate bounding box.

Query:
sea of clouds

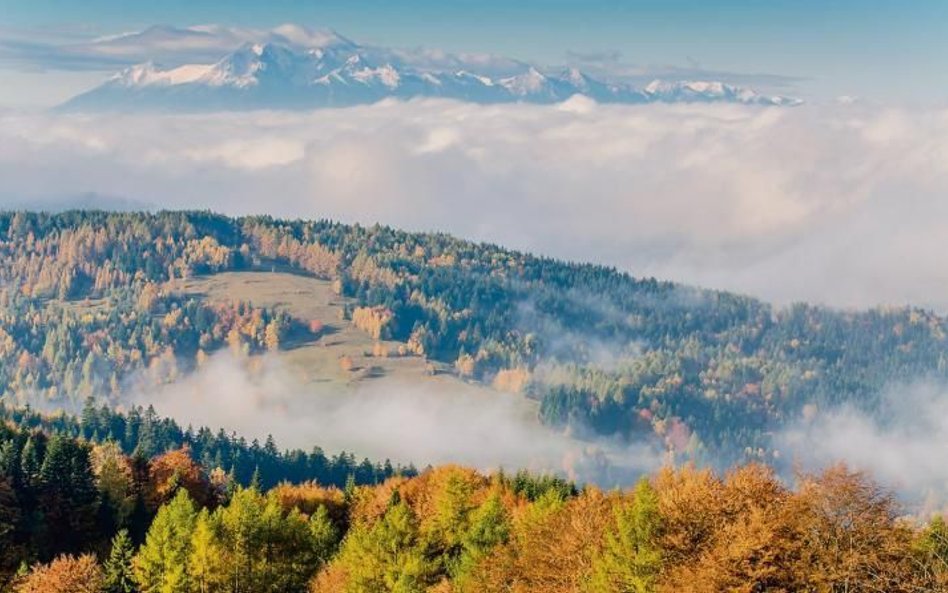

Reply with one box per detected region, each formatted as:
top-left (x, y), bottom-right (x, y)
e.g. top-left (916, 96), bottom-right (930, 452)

top-left (2, 98), bottom-right (948, 311)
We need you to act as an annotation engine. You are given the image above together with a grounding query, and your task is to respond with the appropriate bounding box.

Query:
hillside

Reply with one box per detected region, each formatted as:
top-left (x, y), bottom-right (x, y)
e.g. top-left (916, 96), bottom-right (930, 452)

top-left (0, 210), bottom-right (946, 470)
top-left (178, 269), bottom-right (464, 390)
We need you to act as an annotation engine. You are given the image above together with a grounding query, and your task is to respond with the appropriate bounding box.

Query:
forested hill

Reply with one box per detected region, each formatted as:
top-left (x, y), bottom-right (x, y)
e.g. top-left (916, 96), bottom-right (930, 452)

top-left (4, 412), bottom-right (946, 592)
top-left (1, 210), bottom-right (947, 464)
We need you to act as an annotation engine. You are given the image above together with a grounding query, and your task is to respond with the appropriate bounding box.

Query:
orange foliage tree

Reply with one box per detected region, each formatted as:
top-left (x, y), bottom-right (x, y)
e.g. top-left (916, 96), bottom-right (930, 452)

top-left (14, 554), bottom-right (104, 593)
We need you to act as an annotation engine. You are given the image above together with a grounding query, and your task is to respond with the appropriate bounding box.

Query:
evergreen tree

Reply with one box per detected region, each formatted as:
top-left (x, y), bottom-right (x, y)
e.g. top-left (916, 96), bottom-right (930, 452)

top-left (249, 466), bottom-right (262, 492)
top-left (337, 499), bottom-right (434, 593)
top-left (0, 476), bottom-right (22, 581)
top-left (103, 529), bottom-right (136, 593)
top-left (454, 491), bottom-right (509, 582)
top-left (309, 505), bottom-right (340, 566)
top-left (343, 473), bottom-right (357, 504)
top-left (38, 434), bottom-right (100, 556)
top-left (81, 396), bottom-right (98, 440)
top-left (587, 479), bottom-right (663, 593)
top-left (132, 489), bottom-right (197, 593)
top-left (19, 436), bottom-right (43, 491)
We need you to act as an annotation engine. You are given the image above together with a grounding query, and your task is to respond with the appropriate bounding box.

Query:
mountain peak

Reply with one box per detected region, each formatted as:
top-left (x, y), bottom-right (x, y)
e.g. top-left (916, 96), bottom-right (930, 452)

top-left (111, 61), bottom-right (212, 87)
top-left (642, 79), bottom-right (800, 106)
top-left (60, 29), bottom-right (802, 111)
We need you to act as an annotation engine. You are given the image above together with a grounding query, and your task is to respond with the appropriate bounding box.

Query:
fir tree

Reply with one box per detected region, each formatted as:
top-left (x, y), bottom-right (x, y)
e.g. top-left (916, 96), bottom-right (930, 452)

top-left (587, 479), bottom-right (663, 593)
top-left (104, 529), bottom-right (135, 593)
top-left (132, 489), bottom-right (197, 593)
top-left (454, 491), bottom-right (509, 582)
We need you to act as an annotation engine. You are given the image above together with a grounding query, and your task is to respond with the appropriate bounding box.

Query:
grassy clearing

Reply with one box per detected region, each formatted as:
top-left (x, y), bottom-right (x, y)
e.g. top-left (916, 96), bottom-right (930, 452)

top-left (175, 270), bottom-right (512, 401)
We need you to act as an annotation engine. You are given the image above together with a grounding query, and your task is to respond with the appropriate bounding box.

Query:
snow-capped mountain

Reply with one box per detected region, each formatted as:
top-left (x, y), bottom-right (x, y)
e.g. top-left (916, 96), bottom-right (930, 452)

top-left (60, 32), bottom-right (801, 111)
top-left (641, 80), bottom-right (800, 106)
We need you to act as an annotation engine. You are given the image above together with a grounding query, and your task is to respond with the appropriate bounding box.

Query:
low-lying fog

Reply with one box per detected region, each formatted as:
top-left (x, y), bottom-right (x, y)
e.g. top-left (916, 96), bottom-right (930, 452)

top-left (131, 353), bottom-right (662, 486)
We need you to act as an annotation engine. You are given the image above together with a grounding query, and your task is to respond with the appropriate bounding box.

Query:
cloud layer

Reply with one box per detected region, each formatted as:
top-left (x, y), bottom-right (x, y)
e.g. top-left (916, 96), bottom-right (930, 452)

top-left (132, 353), bottom-right (659, 486)
top-left (2, 99), bottom-right (948, 309)
top-left (778, 382), bottom-right (948, 513)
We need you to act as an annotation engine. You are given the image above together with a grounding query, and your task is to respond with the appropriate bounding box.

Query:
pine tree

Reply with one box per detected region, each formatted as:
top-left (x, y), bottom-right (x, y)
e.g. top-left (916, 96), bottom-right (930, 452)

top-left (587, 479), bottom-right (662, 593)
top-left (337, 499), bottom-right (434, 593)
top-left (38, 435), bottom-right (100, 555)
top-left (249, 466), bottom-right (262, 492)
top-left (455, 491), bottom-right (509, 581)
top-left (0, 440), bottom-right (21, 489)
top-left (132, 489), bottom-right (197, 593)
top-left (19, 435), bottom-right (43, 491)
top-left (189, 509), bottom-right (224, 593)
top-left (309, 505), bottom-right (340, 566)
top-left (103, 529), bottom-right (135, 593)
top-left (0, 476), bottom-right (22, 580)
top-left (343, 473), bottom-right (357, 504)
top-left (80, 396), bottom-right (98, 440)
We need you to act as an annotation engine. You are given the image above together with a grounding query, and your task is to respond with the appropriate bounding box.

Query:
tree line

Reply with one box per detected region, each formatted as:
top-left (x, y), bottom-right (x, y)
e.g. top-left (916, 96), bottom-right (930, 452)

top-left (0, 401), bottom-right (414, 586)
top-left (4, 423), bottom-right (947, 592)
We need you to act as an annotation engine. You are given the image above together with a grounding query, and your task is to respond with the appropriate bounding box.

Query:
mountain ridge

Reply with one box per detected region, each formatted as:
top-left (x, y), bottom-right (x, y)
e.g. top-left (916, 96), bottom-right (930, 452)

top-left (60, 31), bottom-right (802, 111)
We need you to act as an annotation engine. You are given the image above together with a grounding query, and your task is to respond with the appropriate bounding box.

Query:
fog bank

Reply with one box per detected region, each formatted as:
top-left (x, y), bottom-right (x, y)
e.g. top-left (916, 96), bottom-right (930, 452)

top-left (2, 100), bottom-right (948, 310)
top-left (130, 353), bottom-right (661, 486)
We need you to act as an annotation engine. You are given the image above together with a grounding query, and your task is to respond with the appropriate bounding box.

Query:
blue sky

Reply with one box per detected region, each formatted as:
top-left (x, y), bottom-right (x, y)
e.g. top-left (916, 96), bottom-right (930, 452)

top-left (1, 0), bottom-right (947, 106)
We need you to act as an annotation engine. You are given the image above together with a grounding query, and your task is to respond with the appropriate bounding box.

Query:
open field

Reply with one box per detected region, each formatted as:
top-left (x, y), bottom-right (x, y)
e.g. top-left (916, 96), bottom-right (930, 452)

top-left (175, 269), bottom-right (529, 407)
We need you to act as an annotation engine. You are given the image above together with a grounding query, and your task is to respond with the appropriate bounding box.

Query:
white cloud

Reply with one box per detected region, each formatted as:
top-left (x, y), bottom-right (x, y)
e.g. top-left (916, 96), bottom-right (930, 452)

top-left (777, 382), bottom-right (948, 512)
top-left (132, 353), bottom-right (659, 486)
top-left (2, 100), bottom-right (948, 310)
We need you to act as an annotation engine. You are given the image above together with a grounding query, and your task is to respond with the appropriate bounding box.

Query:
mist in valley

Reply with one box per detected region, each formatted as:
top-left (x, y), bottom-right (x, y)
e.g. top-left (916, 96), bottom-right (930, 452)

top-left (124, 352), bottom-right (663, 487)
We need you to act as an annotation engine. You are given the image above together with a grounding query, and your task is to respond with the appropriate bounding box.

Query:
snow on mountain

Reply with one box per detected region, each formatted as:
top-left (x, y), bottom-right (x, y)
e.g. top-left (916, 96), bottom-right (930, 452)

top-left (643, 80), bottom-right (803, 106)
top-left (111, 62), bottom-right (212, 86)
top-left (60, 33), bottom-right (801, 112)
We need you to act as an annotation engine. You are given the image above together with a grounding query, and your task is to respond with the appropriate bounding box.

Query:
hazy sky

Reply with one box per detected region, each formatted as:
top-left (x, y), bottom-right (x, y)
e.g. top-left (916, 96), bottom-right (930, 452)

top-left (2, 0), bottom-right (948, 107)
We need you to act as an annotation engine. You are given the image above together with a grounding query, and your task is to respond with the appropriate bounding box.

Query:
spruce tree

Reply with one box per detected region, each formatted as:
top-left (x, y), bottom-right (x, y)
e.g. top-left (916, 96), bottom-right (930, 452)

top-left (454, 491), bottom-right (509, 583)
top-left (587, 479), bottom-right (663, 593)
top-left (133, 489), bottom-right (197, 593)
top-left (309, 505), bottom-right (340, 566)
top-left (104, 529), bottom-right (135, 593)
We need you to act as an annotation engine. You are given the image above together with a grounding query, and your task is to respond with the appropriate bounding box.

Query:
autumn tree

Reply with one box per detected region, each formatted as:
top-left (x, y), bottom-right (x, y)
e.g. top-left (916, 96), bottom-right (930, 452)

top-left (658, 464), bottom-right (795, 593)
top-left (916, 515), bottom-right (948, 589)
top-left (15, 554), bottom-right (104, 593)
top-left (189, 509), bottom-right (225, 593)
top-left (147, 447), bottom-right (212, 509)
top-left (92, 442), bottom-right (136, 532)
top-left (785, 465), bottom-right (921, 593)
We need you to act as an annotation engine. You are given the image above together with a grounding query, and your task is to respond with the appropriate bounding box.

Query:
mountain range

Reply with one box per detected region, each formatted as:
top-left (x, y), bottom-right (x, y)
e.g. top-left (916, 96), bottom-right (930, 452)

top-left (60, 26), bottom-right (802, 111)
